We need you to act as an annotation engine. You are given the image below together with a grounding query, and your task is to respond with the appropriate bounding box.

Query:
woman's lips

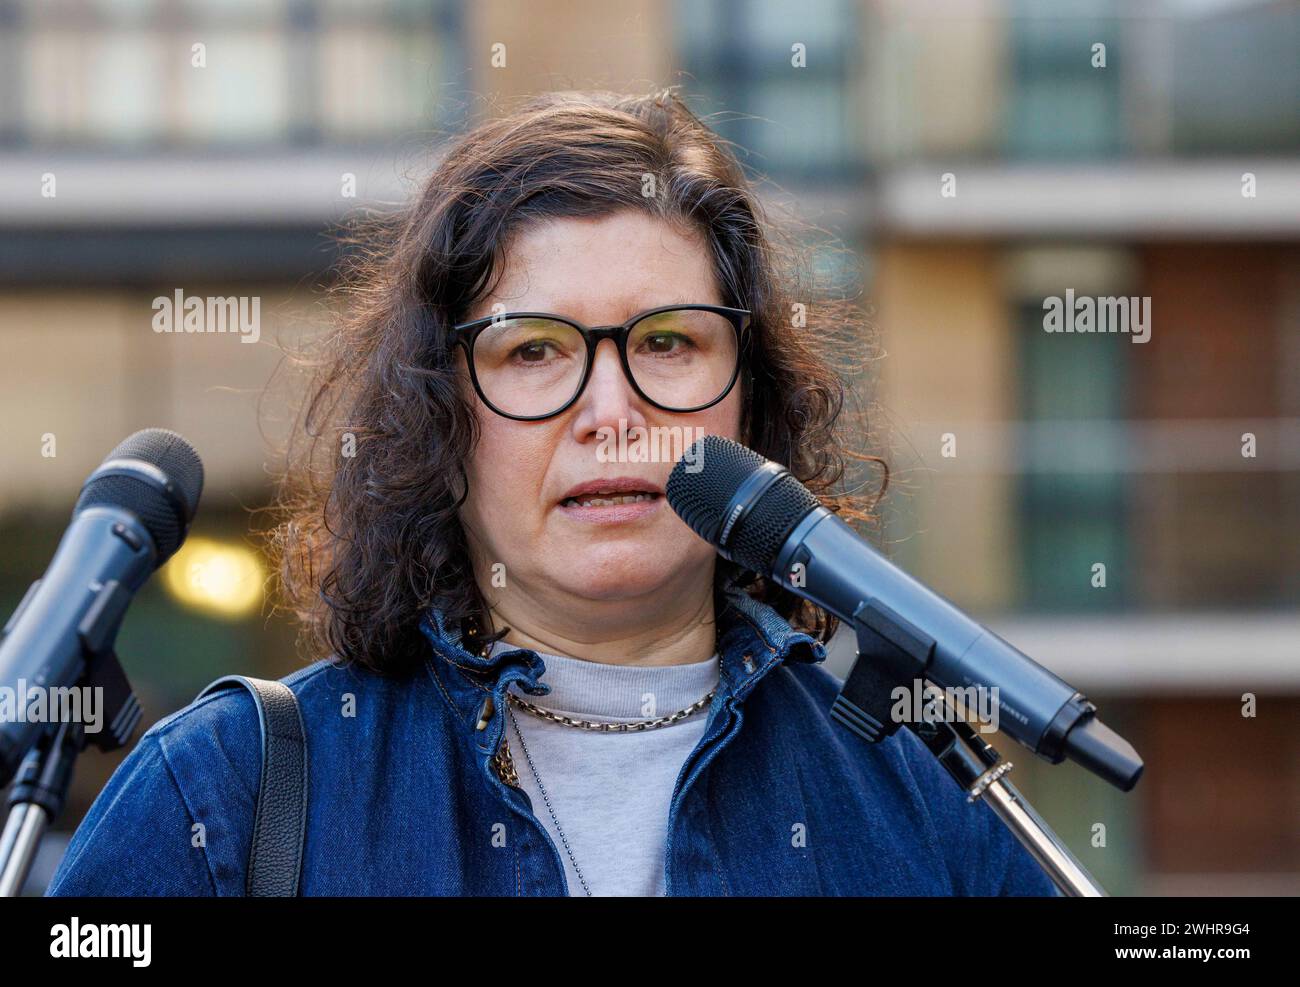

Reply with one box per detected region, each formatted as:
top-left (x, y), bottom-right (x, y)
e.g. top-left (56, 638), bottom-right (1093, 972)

top-left (556, 491), bottom-right (663, 524)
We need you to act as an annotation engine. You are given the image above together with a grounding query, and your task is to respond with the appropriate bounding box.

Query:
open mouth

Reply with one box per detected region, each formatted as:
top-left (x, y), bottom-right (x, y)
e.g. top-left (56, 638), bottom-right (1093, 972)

top-left (560, 491), bottom-right (661, 508)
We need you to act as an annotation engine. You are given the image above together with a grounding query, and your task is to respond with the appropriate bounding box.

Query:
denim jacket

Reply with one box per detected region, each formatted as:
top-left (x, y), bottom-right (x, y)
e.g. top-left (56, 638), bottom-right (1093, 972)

top-left (47, 583), bottom-right (1057, 896)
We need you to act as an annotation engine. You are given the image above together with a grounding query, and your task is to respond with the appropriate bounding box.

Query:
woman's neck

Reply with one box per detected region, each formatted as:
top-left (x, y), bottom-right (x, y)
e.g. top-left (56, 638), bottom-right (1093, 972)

top-left (483, 584), bottom-right (719, 668)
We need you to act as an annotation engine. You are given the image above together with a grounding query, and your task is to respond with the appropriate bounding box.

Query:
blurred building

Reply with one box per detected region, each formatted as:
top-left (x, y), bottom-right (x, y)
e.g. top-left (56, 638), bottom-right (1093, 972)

top-left (0, 0), bottom-right (1296, 894)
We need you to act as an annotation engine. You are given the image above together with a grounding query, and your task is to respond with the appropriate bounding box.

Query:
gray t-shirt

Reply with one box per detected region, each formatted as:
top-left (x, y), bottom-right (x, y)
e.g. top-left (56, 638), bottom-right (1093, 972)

top-left (488, 640), bottom-right (720, 896)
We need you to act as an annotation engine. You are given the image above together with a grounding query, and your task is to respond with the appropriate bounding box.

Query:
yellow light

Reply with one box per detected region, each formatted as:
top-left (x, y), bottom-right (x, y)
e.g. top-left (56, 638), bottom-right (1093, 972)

top-left (163, 536), bottom-right (264, 618)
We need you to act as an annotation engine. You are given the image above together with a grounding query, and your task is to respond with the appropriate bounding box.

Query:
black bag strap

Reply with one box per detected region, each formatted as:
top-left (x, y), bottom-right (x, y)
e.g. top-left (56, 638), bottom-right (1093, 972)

top-left (194, 675), bottom-right (308, 896)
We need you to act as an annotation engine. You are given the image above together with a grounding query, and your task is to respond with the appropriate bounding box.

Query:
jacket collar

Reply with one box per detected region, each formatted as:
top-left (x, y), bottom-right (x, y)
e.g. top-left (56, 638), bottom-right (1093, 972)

top-left (418, 580), bottom-right (828, 733)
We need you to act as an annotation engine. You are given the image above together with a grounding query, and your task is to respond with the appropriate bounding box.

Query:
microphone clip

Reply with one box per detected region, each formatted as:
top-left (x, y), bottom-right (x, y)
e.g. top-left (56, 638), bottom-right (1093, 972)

top-left (830, 598), bottom-right (936, 745)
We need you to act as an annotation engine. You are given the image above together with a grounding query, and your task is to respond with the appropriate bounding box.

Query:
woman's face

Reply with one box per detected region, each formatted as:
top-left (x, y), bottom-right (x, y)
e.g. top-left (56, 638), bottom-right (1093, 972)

top-left (456, 209), bottom-right (743, 610)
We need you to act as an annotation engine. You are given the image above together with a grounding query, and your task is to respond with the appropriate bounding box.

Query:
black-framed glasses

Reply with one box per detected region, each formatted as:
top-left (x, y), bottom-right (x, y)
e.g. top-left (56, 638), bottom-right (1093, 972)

top-left (450, 303), bottom-right (751, 421)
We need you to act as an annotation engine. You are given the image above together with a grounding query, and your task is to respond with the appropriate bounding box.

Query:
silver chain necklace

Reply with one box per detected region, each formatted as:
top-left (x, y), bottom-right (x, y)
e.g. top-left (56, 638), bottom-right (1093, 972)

top-left (505, 704), bottom-right (594, 897)
top-left (507, 689), bottom-right (716, 730)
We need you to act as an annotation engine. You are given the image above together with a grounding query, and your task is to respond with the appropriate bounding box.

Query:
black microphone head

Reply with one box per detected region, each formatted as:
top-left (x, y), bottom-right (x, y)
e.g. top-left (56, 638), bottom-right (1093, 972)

top-left (74, 429), bottom-right (204, 562)
top-left (666, 434), bottom-right (821, 574)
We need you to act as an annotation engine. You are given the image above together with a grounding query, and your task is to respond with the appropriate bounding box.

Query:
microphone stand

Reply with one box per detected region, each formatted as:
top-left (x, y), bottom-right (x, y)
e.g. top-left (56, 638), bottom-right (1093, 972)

top-left (0, 645), bottom-right (141, 896)
top-left (830, 604), bottom-right (1107, 897)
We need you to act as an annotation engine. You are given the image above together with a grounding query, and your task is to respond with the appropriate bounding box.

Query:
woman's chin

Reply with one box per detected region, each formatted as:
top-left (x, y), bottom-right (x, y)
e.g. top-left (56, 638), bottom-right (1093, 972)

top-left (548, 553), bottom-right (691, 602)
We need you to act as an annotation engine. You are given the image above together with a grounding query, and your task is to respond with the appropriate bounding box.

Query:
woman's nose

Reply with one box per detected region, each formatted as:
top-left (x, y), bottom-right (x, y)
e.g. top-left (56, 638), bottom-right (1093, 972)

top-left (571, 339), bottom-right (647, 435)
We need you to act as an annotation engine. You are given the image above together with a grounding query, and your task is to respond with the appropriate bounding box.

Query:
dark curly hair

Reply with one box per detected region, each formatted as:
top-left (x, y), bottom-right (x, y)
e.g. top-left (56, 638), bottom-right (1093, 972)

top-left (265, 88), bottom-right (886, 677)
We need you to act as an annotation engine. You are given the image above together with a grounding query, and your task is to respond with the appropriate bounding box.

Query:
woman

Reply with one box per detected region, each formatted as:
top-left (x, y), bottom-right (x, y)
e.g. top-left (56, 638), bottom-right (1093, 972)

top-left (48, 90), bottom-right (1055, 896)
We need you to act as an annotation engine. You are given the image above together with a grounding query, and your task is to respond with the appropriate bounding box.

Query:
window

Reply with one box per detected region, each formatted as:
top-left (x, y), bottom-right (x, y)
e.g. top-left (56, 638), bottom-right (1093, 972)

top-left (1015, 297), bottom-right (1132, 610)
top-left (4, 0), bottom-right (464, 147)
top-left (673, 0), bottom-right (865, 180)
top-left (1005, 0), bottom-right (1124, 159)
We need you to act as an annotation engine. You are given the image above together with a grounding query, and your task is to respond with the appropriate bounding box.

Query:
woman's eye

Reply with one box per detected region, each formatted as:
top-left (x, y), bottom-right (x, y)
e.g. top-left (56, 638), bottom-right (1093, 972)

top-left (513, 341), bottom-right (556, 362)
top-left (643, 332), bottom-right (690, 355)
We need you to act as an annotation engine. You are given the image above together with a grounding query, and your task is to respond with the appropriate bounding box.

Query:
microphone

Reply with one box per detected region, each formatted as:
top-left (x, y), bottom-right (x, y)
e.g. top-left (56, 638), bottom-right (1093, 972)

top-left (666, 435), bottom-right (1142, 791)
top-left (0, 429), bottom-right (203, 782)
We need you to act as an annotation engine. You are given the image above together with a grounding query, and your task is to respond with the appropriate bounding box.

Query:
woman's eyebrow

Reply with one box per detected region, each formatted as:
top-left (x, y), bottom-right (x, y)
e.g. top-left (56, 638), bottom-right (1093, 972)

top-left (475, 298), bottom-right (712, 323)
top-left (605, 299), bottom-right (713, 322)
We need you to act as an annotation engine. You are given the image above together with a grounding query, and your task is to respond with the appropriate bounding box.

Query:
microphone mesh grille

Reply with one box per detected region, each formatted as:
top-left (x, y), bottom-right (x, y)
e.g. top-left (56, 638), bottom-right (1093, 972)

top-left (727, 471), bottom-right (821, 573)
top-left (73, 429), bottom-right (204, 560)
top-left (108, 428), bottom-right (204, 517)
top-left (666, 435), bottom-right (821, 573)
top-left (666, 435), bottom-right (769, 544)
